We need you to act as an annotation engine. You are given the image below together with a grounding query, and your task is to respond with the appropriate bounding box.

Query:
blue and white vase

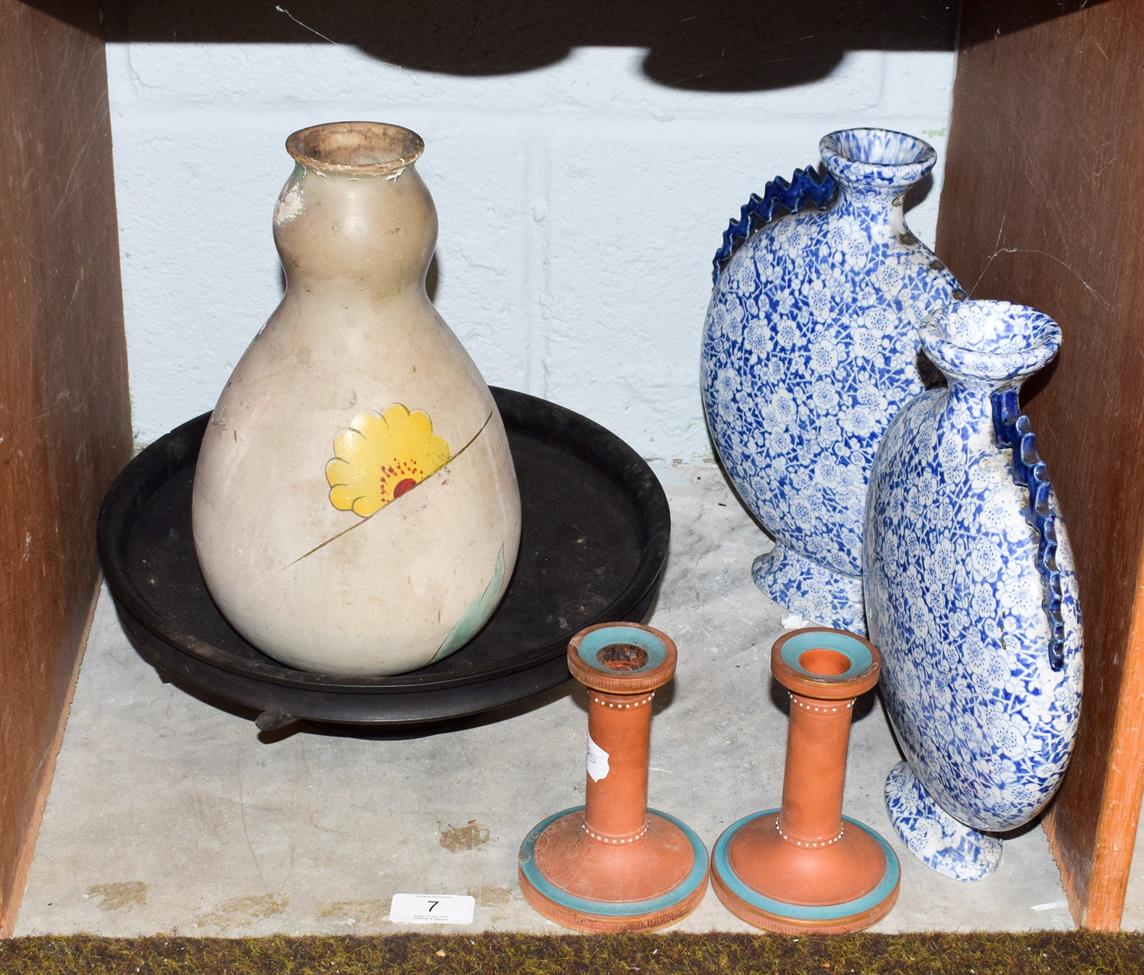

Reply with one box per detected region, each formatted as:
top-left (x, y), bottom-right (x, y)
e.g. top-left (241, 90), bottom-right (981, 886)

top-left (864, 299), bottom-right (1083, 881)
top-left (701, 128), bottom-right (962, 633)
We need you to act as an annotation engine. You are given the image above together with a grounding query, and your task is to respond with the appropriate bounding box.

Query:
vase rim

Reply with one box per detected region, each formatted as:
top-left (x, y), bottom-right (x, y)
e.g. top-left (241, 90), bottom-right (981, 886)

top-left (819, 128), bottom-right (936, 190)
top-left (921, 299), bottom-right (1061, 384)
top-left (286, 121), bottom-right (425, 176)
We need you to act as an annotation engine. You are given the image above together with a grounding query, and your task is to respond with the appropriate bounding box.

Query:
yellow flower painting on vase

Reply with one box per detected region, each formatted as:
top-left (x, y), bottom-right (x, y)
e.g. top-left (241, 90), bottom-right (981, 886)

top-left (326, 405), bottom-right (451, 517)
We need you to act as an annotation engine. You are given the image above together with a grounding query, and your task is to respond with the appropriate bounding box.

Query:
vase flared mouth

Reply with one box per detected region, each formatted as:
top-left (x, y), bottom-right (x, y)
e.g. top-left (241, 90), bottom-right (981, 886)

top-left (920, 299), bottom-right (1062, 384)
top-left (819, 128), bottom-right (936, 192)
top-left (286, 121), bottom-right (425, 176)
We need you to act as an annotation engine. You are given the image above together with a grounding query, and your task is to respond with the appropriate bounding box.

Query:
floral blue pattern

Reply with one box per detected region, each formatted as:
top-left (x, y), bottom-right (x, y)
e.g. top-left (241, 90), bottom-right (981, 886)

top-left (864, 300), bottom-right (1083, 881)
top-left (701, 128), bottom-right (962, 633)
top-left (884, 763), bottom-right (1002, 881)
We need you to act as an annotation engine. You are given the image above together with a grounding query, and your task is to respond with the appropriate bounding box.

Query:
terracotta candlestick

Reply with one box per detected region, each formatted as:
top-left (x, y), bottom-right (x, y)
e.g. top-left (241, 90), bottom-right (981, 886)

top-left (518, 622), bottom-right (708, 932)
top-left (711, 627), bottom-right (900, 933)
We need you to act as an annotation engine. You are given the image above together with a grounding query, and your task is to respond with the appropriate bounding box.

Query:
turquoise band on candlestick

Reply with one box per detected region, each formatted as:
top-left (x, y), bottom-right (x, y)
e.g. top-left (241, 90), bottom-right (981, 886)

top-left (575, 625), bottom-right (669, 676)
top-left (713, 809), bottom-right (899, 921)
top-left (780, 631), bottom-right (873, 682)
top-left (519, 806), bottom-right (707, 917)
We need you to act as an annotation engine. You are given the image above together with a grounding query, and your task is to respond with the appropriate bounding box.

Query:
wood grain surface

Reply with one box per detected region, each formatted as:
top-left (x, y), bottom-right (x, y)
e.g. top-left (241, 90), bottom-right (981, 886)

top-left (0, 0), bottom-right (130, 934)
top-left (936, 0), bottom-right (1142, 930)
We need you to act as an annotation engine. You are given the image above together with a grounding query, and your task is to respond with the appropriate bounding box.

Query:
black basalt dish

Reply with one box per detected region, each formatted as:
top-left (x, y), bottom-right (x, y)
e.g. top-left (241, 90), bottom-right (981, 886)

top-left (97, 387), bottom-right (670, 731)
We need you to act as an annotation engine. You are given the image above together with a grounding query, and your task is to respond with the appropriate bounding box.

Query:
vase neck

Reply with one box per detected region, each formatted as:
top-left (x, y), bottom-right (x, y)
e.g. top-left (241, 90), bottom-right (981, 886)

top-left (832, 187), bottom-right (903, 228)
top-left (819, 127), bottom-right (935, 227)
top-left (945, 378), bottom-right (1006, 425)
top-left (274, 124), bottom-right (436, 296)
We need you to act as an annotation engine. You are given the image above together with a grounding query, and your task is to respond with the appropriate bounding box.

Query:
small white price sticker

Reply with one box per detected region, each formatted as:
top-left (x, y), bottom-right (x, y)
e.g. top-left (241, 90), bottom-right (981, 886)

top-left (389, 893), bottom-right (475, 925)
top-left (586, 734), bottom-right (610, 782)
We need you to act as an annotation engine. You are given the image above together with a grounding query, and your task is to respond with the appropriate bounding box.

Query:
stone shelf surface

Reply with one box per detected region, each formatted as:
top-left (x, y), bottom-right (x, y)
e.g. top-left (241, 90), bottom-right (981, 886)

top-left (17, 466), bottom-right (1093, 935)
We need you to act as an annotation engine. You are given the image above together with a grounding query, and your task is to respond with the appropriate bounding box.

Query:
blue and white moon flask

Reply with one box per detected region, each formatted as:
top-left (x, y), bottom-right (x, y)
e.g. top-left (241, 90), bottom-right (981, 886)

top-left (701, 128), bottom-right (963, 633)
top-left (865, 299), bottom-right (1083, 880)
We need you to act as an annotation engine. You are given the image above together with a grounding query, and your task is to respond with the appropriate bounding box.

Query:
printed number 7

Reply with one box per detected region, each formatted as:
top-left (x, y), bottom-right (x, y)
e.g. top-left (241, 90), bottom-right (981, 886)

top-left (427, 900), bottom-right (439, 912)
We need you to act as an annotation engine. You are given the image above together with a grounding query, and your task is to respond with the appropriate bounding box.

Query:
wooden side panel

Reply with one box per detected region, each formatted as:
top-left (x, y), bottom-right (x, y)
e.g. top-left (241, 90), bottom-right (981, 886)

top-left (936, 0), bottom-right (1144, 929)
top-left (0, 0), bottom-right (131, 934)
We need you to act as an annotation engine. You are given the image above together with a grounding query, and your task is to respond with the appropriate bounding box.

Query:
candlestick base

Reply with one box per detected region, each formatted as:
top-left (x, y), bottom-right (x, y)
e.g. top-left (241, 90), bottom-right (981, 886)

top-left (518, 806), bottom-right (708, 932)
top-left (712, 809), bottom-right (899, 934)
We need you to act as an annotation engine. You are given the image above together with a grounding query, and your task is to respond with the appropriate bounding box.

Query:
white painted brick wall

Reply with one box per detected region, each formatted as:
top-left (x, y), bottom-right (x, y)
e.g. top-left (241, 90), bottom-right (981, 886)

top-left (108, 31), bottom-right (956, 460)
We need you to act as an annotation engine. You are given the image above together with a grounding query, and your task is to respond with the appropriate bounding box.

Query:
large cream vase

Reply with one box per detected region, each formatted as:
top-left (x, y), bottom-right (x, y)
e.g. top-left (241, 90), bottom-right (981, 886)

top-left (192, 121), bottom-right (521, 677)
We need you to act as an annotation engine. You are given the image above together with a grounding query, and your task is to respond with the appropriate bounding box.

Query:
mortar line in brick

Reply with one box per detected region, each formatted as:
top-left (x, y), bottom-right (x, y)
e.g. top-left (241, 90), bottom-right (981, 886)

top-left (524, 127), bottom-right (550, 398)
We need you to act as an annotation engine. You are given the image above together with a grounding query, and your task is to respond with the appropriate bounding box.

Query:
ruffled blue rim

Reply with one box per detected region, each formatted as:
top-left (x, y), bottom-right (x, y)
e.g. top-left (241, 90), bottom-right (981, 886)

top-left (991, 391), bottom-right (1067, 671)
top-left (711, 165), bottom-right (836, 283)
